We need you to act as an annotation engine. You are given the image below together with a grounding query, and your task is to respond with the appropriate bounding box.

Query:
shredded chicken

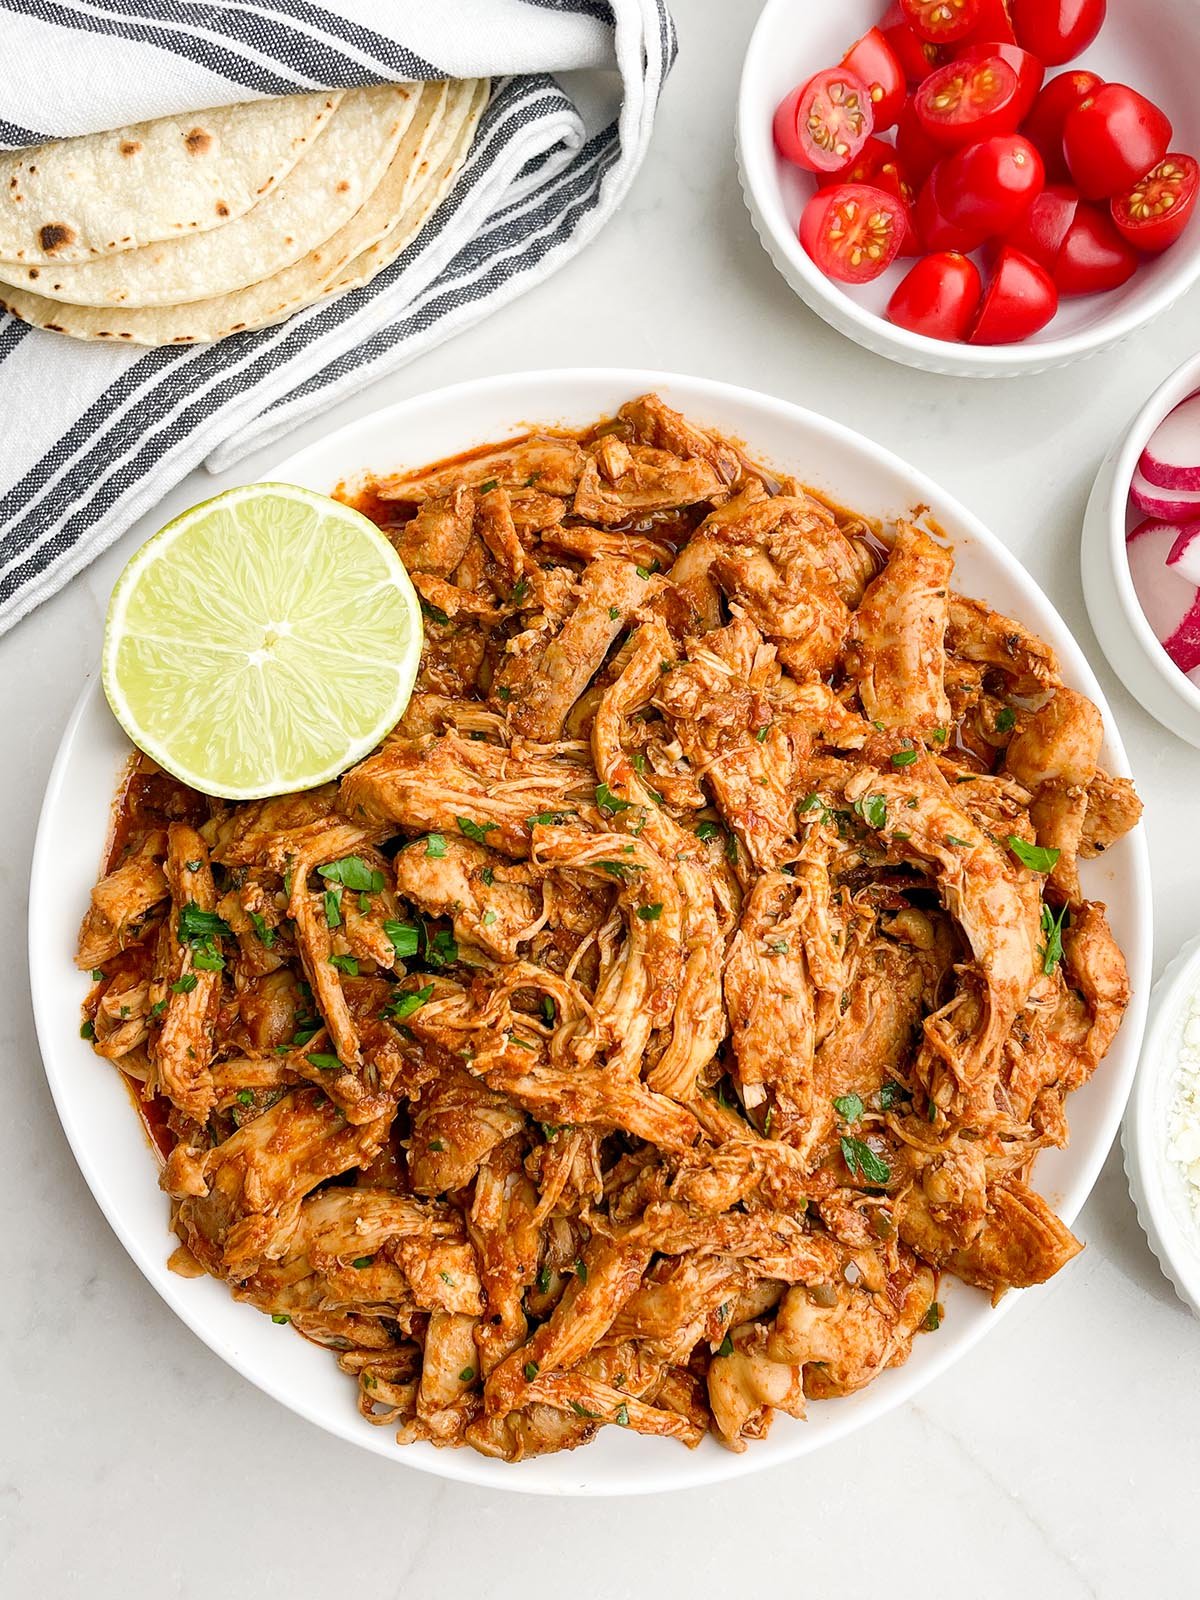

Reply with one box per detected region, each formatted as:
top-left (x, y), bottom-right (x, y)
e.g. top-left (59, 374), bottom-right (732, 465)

top-left (77, 394), bottom-right (1139, 1460)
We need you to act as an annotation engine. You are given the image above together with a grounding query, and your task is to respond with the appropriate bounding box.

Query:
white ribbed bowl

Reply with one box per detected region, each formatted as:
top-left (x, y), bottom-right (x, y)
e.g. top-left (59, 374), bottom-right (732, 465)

top-left (1124, 936), bottom-right (1200, 1318)
top-left (1081, 349), bottom-right (1200, 748)
top-left (736, 0), bottom-right (1200, 376)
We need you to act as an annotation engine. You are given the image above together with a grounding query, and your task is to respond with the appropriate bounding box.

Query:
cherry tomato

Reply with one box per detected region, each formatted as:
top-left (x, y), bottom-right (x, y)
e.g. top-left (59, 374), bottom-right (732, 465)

top-left (1006, 183), bottom-right (1079, 267)
top-left (881, 2), bottom-right (944, 81)
top-left (1063, 84), bottom-right (1172, 200)
top-left (966, 0), bottom-right (1017, 45)
top-left (914, 55), bottom-right (1022, 148)
top-left (1022, 70), bottom-right (1103, 181)
top-left (873, 158), bottom-right (922, 253)
top-left (817, 136), bottom-right (893, 187)
top-left (935, 133), bottom-right (1045, 238)
top-left (886, 250), bottom-right (983, 338)
top-left (955, 42), bottom-right (1044, 122)
top-left (1011, 0), bottom-right (1105, 67)
top-left (915, 173), bottom-right (987, 251)
top-left (774, 68), bottom-right (876, 173)
top-left (842, 27), bottom-right (907, 131)
top-left (969, 246), bottom-right (1058, 341)
top-left (897, 96), bottom-right (945, 185)
top-left (799, 182), bottom-right (908, 282)
top-left (1111, 154), bottom-right (1200, 254)
top-left (901, 0), bottom-right (980, 45)
top-left (1055, 202), bottom-right (1137, 292)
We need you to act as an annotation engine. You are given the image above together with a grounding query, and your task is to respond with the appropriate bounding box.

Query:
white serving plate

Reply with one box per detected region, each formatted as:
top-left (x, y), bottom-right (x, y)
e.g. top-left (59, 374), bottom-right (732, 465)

top-left (29, 369), bottom-right (1152, 1494)
top-left (737, 0), bottom-right (1200, 376)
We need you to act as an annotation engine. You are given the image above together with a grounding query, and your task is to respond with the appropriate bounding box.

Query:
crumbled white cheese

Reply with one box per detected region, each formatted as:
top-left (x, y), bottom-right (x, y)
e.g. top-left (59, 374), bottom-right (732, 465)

top-left (1165, 988), bottom-right (1200, 1220)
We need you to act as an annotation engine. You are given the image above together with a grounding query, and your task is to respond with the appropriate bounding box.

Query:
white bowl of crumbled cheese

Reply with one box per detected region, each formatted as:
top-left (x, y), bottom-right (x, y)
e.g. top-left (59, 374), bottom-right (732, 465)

top-left (1124, 936), bottom-right (1200, 1317)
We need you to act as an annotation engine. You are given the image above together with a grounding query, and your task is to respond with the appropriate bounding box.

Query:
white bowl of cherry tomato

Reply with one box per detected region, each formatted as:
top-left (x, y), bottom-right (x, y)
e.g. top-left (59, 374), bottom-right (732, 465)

top-left (737, 0), bottom-right (1200, 373)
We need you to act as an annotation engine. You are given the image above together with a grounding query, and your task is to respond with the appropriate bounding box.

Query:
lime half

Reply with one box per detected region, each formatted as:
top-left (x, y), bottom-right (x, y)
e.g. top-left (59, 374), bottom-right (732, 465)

top-left (102, 483), bottom-right (422, 800)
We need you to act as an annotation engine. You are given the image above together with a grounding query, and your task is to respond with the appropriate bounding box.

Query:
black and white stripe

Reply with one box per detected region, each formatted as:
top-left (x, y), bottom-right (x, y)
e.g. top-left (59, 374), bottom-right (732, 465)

top-left (0, 0), bottom-right (675, 630)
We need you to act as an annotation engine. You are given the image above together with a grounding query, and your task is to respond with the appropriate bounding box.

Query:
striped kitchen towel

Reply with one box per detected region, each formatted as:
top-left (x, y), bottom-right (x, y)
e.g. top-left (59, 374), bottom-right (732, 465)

top-left (0, 0), bottom-right (675, 634)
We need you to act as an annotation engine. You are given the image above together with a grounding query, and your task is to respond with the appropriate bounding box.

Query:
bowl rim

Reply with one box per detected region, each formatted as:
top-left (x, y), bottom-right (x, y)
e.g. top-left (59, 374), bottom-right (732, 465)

top-left (1128, 935), bottom-right (1200, 1316)
top-left (29, 365), bottom-right (1153, 1495)
top-left (736, 0), bottom-right (1200, 374)
top-left (1102, 350), bottom-right (1200, 718)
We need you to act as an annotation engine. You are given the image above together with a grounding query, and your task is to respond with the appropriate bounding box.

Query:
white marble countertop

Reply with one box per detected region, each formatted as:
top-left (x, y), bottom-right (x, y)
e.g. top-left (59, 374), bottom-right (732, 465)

top-left (4, 2), bottom-right (1200, 1591)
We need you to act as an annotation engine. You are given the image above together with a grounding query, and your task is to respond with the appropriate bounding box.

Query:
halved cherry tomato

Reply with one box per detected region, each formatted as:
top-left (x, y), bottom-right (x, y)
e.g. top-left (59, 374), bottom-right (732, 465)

top-left (1011, 0), bottom-right (1105, 67)
top-left (886, 250), bottom-right (983, 338)
top-left (1055, 202), bottom-right (1137, 291)
top-left (916, 173), bottom-right (987, 251)
top-left (1022, 70), bottom-right (1103, 181)
top-left (881, 2), bottom-right (944, 82)
top-left (799, 182), bottom-right (908, 282)
top-left (969, 246), bottom-right (1058, 341)
top-left (1006, 183), bottom-right (1079, 267)
top-left (873, 158), bottom-right (922, 253)
top-left (897, 96), bottom-right (945, 185)
top-left (901, 0), bottom-right (980, 45)
top-left (1111, 154), bottom-right (1200, 254)
top-left (842, 27), bottom-right (906, 131)
top-left (955, 42), bottom-right (1044, 122)
top-left (1063, 83), bottom-right (1172, 200)
top-left (966, 0), bottom-right (1017, 45)
top-left (934, 133), bottom-right (1044, 238)
top-left (774, 68), bottom-right (876, 173)
top-left (818, 135), bottom-right (893, 187)
top-left (914, 54), bottom-right (1022, 148)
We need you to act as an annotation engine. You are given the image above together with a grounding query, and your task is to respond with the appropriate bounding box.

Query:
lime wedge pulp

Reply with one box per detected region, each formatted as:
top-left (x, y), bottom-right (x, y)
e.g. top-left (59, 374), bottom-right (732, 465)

top-left (102, 483), bottom-right (422, 800)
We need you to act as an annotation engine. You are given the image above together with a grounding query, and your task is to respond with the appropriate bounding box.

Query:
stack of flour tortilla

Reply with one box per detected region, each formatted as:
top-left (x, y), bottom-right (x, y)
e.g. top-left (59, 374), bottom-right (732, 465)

top-left (0, 79), bottom-right (487, 346)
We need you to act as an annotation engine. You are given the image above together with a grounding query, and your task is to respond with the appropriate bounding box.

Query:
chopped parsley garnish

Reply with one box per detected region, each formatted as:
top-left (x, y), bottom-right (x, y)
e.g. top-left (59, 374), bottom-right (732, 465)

top-left (695, 820), bottom-right (721, 841)
top-left (497, 685), bottom-right (512, 702)
top-left (945, 835), bottom-right (971, 848)
top-left (248, 911), bottom-right (276, 948)
top-left (754, 726), bottom-right (770, 743)
top-left (457, 815), bottom-right (498, 843)
top-left (507, 1032), bottom-right (537, 1051)
top-left (383, 983), bottom-right (434, 1021)
top-left (924, 1302), bottom-right (942, 1332)
top-left (328, 952), bottom-right (358, 976)
top-left (574, 1259), bottom-right (588, 1284)
top-left (597, 860), bottom-right (640, 879)
top-left (80, 1019), bottom-right (95, 1040)
top-left (1040, 902), bottom-right (1069, 976)
top-left (931, 728), bottom-right (948, 745)
top-left (840, 1135), bottom-right (891, 1186)
top-left (177, 903), bottom-right (230, 972)
top-left (478, 478), bottom-right (499, 494)
top-left (150, 1000), bottom-right (167, 1017)
top-left (170, 974), bottom-right (198, 995)
top-left (459, 1367), bottom-right (476, 1384)
top-left (318, 855), bottom-right (383, 893)
top-left (595, 782), bottom-right (632, 816)
top-left (568, 1400), bottom-right (602, 1420)
top-left (424, 833), bottom-right (448, 859)
top-left (609, 605), bottom-right (620, 620)
top-left (614, 1403), bottom-right (630, 1427)
top-left (482, 909), bottom-right (498, 926)
top-left (878, 1083), bottom-right (906, 1110)
top-left (995, 707), bottom-right (1017, 732)
top-left (351, 1256), bottom-right (374, 1269)
top-left (426, 928), bottom-right (459, 967)
top-left (637, 903), bottom-right (663, 921)
top-left (384, 919), bottom-right (420, 960)
top-left (524, 1361), bottom-right (540, 1381)
top-left (833, 1092), bottom-right (864, 1122)
top-left (635, 565), bottom-right (652, 579)
top-left (323, 888), bottom-right (342, 929)
top-left (90, 969), bottom-right (105, 982)
top-left (725, 833), bottom-right (739, 866)
top-left (891, 748), bottom-right (918, 767)
top-left (542, 995), bottom-right (556, 1024)
top-left (236, 1089), bottom-right (253, 1107)
top-left (480, 866), bottom-right (495, 887)
top-left (306, 1053), bottom-right (342, 1072)
top-left (1008, 835), bottom-right (1061, 873)
top-left (511, 577), bottom-right (529, 604)
top-left (767, 938), bottom-right (789, 955)
top-left (528, 809), bottom-right (572, 828)
top-left (854, 793), bottom-right (888, 830)
top-left (717, 1333), bottom-right (734, 1358)
top-left (420, 597), bottom-right (450, 626)
top-left (536, 1266), bottom-right (552, 1294)
top-left (185, 859), bottom-right (202, 873)
top-left (271, 1313), bottom-right (290, 1325)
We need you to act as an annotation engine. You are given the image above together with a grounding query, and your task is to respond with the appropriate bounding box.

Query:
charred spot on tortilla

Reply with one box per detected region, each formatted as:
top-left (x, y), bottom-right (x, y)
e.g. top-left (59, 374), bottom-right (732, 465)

top-left (37, 222), bottom-right (74, 253)
top-left (215, 201), bottom-right (229, 218)
top-left (183, 128), bottom-right (213, 156)
top-left (119, 140), bottom-right (142, 157)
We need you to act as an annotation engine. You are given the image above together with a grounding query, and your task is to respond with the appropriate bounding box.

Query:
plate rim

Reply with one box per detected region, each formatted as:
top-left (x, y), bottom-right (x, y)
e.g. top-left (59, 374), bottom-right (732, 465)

top-left (29, 365), bottom-right (1154, 1495)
